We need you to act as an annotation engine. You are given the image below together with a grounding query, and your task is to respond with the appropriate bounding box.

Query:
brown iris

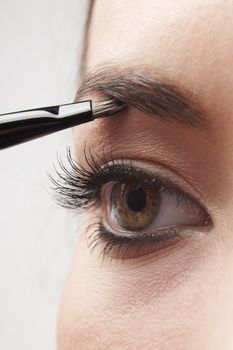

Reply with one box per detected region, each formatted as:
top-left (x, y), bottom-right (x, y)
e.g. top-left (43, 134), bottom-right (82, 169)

top-left (111, 182), bottom-right (161, 231)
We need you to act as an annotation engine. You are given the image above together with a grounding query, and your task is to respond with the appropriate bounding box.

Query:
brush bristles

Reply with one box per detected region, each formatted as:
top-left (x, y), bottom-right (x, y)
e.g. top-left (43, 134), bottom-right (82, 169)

top-left (92, 97), bottom-right (125, 119)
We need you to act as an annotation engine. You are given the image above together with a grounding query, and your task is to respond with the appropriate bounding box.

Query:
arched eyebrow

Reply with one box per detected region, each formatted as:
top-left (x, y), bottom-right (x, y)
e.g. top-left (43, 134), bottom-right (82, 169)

top-left (76, 64), bottom-right (207, 129)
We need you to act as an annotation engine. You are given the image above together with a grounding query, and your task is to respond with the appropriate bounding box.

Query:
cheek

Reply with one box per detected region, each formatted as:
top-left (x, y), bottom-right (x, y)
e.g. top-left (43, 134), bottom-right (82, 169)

top-left (57, 227), bottom-right (233, 350)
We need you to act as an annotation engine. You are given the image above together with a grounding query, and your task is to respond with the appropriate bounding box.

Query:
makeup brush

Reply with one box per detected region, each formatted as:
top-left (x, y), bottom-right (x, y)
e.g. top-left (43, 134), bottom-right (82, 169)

top-left (0, 97), bottom-right (125, 150)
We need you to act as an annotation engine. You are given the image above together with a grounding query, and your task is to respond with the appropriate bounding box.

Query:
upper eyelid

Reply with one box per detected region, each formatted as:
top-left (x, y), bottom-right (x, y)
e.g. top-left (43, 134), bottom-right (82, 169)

top-left (100, 158), bottom-right (209, 211)
top-left (82, 144), bottom-right (207, 206)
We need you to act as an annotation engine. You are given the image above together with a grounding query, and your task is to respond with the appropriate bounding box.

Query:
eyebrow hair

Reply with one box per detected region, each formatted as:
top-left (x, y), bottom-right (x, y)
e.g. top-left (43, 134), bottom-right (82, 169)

top-left (76, 64), bottom-right (207, 129)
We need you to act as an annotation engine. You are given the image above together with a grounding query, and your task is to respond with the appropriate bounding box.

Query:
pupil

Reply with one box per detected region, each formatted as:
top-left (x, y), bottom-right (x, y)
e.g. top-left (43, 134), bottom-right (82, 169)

top-left (126, 186), bottom-right (147, 212)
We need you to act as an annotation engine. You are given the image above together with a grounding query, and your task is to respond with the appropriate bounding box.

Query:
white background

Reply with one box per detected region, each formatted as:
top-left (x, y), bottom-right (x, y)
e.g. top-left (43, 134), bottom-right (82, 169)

top-left (0, 1), bottom-right (89, 348)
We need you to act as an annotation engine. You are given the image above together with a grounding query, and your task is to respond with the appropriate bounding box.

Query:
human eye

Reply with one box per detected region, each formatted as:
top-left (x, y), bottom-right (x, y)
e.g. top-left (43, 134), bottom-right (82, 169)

top-left (49, 148), bottom-right (211, 261)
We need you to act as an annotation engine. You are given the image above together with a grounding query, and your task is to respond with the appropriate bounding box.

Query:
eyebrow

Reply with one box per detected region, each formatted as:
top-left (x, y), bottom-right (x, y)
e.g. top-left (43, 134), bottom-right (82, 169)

top-left (76, 64), bottom-right (207, 129)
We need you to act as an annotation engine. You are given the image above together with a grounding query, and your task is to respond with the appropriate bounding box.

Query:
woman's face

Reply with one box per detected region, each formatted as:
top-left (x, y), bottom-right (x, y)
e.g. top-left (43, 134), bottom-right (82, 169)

top-left (58, 1), bottom-right (233, 349)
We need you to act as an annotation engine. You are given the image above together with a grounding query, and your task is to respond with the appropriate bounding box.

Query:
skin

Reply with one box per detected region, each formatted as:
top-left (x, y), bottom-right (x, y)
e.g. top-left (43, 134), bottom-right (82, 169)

top-left (57, 1), bottom-right (233, 349)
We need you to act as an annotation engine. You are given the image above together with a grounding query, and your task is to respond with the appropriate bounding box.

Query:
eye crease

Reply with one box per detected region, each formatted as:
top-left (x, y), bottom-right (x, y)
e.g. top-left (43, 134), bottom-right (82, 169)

top-left (49, 148), bottom-right (211, 260)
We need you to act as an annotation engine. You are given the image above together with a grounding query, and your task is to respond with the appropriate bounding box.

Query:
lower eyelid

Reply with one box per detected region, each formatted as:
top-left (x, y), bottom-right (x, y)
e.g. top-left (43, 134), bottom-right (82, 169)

top-left (85, 219), bottom-right (207, 261)
top-left (100, 215), bottom-right (211, 243)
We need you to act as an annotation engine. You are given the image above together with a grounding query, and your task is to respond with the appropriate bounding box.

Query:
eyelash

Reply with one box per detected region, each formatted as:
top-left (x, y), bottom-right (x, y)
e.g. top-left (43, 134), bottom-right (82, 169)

top-left (49, 147), bottom-right (210, 260)
top-left (85, 221), bottom-right (185, 261)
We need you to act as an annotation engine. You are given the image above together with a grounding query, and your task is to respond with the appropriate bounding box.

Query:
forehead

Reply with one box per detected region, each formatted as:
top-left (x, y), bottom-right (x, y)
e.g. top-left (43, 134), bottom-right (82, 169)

top-left (85, 0), bottom-right (233, 120)
top-left (86, 0), bottom-right (232, 66)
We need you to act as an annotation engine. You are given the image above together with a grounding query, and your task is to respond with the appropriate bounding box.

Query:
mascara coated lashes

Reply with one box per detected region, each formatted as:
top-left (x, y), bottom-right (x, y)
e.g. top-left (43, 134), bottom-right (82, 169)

top-left (49, 147), bottom-right (211, 260)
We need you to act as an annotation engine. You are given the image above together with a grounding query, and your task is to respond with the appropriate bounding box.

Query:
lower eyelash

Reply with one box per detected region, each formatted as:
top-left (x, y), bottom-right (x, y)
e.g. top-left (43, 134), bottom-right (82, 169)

top-left (87, 220), bottom-right (183, 261)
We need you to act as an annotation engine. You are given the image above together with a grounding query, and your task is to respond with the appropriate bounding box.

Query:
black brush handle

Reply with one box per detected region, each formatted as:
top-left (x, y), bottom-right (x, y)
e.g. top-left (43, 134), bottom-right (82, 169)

top-left (0, 100), bottom-right (93, 150)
